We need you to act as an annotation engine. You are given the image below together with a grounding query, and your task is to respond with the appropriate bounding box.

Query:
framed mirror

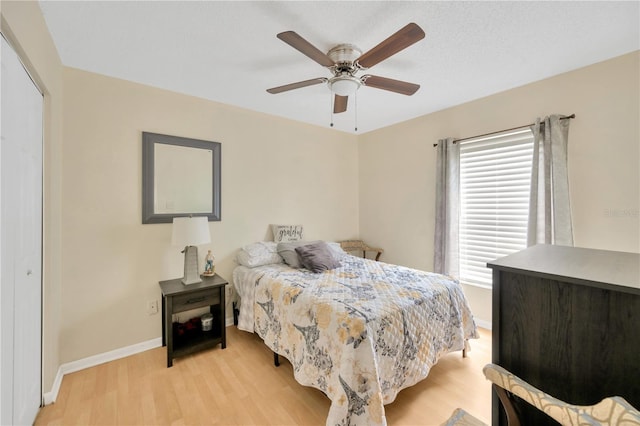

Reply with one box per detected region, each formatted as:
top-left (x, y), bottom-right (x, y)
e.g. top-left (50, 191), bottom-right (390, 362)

top-left (142, 132), bottom-right (221, 224)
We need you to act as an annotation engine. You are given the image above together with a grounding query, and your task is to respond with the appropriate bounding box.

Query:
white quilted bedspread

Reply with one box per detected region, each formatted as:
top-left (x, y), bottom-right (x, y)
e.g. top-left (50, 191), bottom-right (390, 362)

top-left (233, 255), bottom-right (478, 426)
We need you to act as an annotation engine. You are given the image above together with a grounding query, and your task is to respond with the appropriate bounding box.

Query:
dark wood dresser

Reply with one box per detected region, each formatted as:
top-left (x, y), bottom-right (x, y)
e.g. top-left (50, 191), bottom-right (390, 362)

top-left (487, 244), bottom-right (640, 426)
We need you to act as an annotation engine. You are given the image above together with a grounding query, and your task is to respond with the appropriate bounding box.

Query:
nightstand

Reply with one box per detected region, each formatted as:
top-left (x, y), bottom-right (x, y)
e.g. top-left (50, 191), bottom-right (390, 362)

top-left (159, 274), bottom-right (227, 367)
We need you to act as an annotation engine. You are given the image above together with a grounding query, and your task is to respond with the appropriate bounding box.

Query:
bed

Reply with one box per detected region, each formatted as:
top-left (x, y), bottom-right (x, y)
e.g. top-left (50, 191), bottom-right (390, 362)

top-left (233, 242), bottom-right (478, 426)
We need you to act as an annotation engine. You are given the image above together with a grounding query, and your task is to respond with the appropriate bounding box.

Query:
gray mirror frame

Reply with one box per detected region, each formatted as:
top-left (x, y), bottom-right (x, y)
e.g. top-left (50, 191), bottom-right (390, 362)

top-left (142, 132), bottom-right (221, 224)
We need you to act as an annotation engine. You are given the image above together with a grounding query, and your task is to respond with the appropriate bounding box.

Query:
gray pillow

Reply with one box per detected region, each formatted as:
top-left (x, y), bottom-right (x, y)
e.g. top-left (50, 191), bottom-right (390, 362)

top-left (295, 241), bottom-right (341, 273)
top-left (277, 240), bottom-right (320, 268)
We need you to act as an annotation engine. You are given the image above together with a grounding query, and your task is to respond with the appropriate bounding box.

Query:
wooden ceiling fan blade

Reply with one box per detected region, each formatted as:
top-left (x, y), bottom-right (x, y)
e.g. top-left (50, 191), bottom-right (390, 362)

top-left (356, 23), bottom-right (425, 69)
top-left (277, 31), bottom-right (335, 67)
top-left (362, 75), bottom-right (420, 95)
top-left (266, 78), bottom-right (327, 94)
top-left (334, 95), bottom-right (348, 113)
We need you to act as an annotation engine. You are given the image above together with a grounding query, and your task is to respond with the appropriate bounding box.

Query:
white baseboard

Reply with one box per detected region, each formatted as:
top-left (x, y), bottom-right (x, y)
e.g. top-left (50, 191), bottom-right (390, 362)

top-left (63, 337), bottom-right (163, 376)
top-left (474, 318), bottom-right (492, 330)
top-left (43, 337), bottom-right (162, 405)
top-left (43, 319), bottom-right (237, 405)
top-left (43, 366), bottom-right (64, 405)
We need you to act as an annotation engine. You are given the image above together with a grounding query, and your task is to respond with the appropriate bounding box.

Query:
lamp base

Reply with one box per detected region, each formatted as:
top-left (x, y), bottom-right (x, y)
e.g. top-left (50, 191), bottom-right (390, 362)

top-left (181, 245), bottom-right (202, 285)
top-left (181, 277), bottom-right (202, 285)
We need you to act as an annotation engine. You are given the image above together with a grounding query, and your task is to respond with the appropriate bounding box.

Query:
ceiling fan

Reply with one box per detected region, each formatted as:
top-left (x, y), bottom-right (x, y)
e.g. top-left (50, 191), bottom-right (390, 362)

top-left (266, 23), bottom-right (426, 114)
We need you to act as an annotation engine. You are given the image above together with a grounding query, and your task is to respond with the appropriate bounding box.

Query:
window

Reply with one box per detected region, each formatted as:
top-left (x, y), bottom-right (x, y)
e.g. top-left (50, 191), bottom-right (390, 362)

top-left (458, 128), bottom-right (534, 288)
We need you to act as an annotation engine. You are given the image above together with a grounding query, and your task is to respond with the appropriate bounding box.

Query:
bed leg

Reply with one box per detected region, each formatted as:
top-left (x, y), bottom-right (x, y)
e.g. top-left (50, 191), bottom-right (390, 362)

top-left (462, 339), bottom-right (469, 358)
top-left (274, 352), bottom-right (280, 367)
top-left (462, 348), bottom-right (467, 358)
top-left (232, 302), bottom-right (239, 326)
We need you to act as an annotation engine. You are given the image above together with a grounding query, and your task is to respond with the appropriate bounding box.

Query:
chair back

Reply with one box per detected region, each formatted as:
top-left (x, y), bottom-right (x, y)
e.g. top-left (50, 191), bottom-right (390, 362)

top-left (483, 364), bottom-right (640, 426)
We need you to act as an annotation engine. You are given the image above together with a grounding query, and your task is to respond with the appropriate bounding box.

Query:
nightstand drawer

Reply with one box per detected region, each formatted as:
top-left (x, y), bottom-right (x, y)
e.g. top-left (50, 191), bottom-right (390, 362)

top-left (172, 290), bottom-right (220, 312)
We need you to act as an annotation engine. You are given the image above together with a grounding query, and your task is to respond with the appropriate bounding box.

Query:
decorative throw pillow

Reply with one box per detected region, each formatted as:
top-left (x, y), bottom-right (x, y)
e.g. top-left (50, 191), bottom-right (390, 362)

top-left (271, 224), bottom-right (304, 243)
top-left (295, 241), bottom-right (341, 273)
top-left (236, 242), bottom-right (283, 268)
top-left (277, 240), bottom-right (320, 268)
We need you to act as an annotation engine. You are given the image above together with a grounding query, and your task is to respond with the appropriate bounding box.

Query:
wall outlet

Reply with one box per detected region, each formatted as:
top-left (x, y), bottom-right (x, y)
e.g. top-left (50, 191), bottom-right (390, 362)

top-left (147, 299), bottom-right (159, 315)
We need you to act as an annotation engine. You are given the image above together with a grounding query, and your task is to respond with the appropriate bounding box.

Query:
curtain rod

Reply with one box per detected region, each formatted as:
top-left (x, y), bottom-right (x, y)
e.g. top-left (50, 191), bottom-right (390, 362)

top-left (432, 114), bottom-right (575, 147)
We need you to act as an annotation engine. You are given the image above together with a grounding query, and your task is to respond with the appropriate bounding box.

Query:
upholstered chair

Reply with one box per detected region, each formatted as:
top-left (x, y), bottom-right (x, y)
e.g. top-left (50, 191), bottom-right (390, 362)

top-left (443, 363), bottom-right (640, 426)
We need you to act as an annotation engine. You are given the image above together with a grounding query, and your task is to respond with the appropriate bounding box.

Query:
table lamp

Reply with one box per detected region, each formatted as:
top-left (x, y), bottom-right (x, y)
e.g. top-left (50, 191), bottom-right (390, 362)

top-left (171, 216), bottom-right (211, 285)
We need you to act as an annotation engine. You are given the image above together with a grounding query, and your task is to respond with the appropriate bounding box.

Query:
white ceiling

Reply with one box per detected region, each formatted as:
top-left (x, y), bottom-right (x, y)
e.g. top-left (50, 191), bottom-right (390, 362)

top-left (38, 1), bottom-right (639, 134)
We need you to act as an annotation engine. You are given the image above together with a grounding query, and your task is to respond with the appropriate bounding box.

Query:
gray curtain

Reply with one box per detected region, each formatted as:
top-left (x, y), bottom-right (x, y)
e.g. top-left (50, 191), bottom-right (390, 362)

top-left (434, 137), bottom-right (459, 276)
top-left (527, 115), bottom-right (573, 246)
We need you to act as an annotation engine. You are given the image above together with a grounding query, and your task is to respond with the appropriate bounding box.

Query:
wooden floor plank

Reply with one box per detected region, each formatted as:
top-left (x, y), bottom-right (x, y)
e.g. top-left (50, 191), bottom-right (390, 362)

top-left (36, 326), bottom-right (491, 425)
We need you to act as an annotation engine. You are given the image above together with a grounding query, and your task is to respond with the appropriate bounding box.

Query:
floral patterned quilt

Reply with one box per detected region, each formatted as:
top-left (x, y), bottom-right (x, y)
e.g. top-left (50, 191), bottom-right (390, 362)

top-left (233, 255), bottom-right (478, 426)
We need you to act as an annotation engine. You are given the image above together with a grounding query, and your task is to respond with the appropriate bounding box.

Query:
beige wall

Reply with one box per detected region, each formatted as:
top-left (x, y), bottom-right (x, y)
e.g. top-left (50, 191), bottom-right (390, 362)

top-left (60, 68), bottom-right (359, 363)
top-left (359, 51), bottom-right (640, 325)
top-left (1, 1), bottom-right (64, 393)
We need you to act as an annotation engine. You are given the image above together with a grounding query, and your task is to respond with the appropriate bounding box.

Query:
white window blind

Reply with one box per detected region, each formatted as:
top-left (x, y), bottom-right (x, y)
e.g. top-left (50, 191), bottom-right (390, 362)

top-left (459, 128), bottom-right (534, 288)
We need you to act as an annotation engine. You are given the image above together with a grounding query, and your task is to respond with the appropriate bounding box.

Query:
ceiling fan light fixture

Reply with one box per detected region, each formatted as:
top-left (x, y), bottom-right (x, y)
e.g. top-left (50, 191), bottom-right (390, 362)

top-left (328, 75), bottom-right (361, 96)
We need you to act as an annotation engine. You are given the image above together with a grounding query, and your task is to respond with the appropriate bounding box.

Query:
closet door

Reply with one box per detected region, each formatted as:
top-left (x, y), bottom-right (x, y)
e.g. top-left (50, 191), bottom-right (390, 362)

top-left (0, 35), bottom-right (43, 426)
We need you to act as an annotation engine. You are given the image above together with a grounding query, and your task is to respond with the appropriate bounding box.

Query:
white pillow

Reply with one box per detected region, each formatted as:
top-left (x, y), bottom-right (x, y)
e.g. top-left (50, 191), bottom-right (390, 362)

top-left (236, 241), bottom-right (283, 268)
top-left (271, 224), bottom-right (304, 243)
top-left (326, 242), bottom-right (348, 260)
top-left (242, 241), bottom-right (276, 256)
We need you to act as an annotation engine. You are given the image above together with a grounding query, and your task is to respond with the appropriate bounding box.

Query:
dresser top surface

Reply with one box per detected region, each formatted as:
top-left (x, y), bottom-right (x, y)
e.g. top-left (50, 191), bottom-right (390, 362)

top-left (487, 244), bottom-right (640, 293)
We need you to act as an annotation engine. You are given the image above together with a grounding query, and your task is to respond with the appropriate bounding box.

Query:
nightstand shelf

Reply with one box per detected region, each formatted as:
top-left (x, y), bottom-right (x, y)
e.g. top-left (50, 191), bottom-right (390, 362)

top-left (159, 274), bottom-right (227, 367)
top-left (173, 329), bottom-right (221, 357)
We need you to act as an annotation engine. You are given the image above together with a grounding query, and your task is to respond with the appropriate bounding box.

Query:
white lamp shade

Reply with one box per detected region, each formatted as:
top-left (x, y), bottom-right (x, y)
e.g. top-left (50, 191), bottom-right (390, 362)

top-left (171, 216), bottom-right (211, 247)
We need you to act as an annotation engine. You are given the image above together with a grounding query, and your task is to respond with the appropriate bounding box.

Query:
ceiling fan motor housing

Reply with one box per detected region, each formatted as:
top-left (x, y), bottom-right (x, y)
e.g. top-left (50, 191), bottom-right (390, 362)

top-left (328, 44), bottom-right (362, 66)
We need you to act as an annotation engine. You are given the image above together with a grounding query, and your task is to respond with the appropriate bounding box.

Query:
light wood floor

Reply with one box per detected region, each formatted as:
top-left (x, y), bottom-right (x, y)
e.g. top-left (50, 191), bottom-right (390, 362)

top-left (36, 327), bottom-right (491, 425)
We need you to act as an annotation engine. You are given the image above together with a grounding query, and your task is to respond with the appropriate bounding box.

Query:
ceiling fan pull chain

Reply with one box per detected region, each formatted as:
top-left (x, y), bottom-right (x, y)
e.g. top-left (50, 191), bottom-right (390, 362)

top-left (354, 91), bottom-right (358, 132)
top-left (330, 92), bottom-right (334, 127)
